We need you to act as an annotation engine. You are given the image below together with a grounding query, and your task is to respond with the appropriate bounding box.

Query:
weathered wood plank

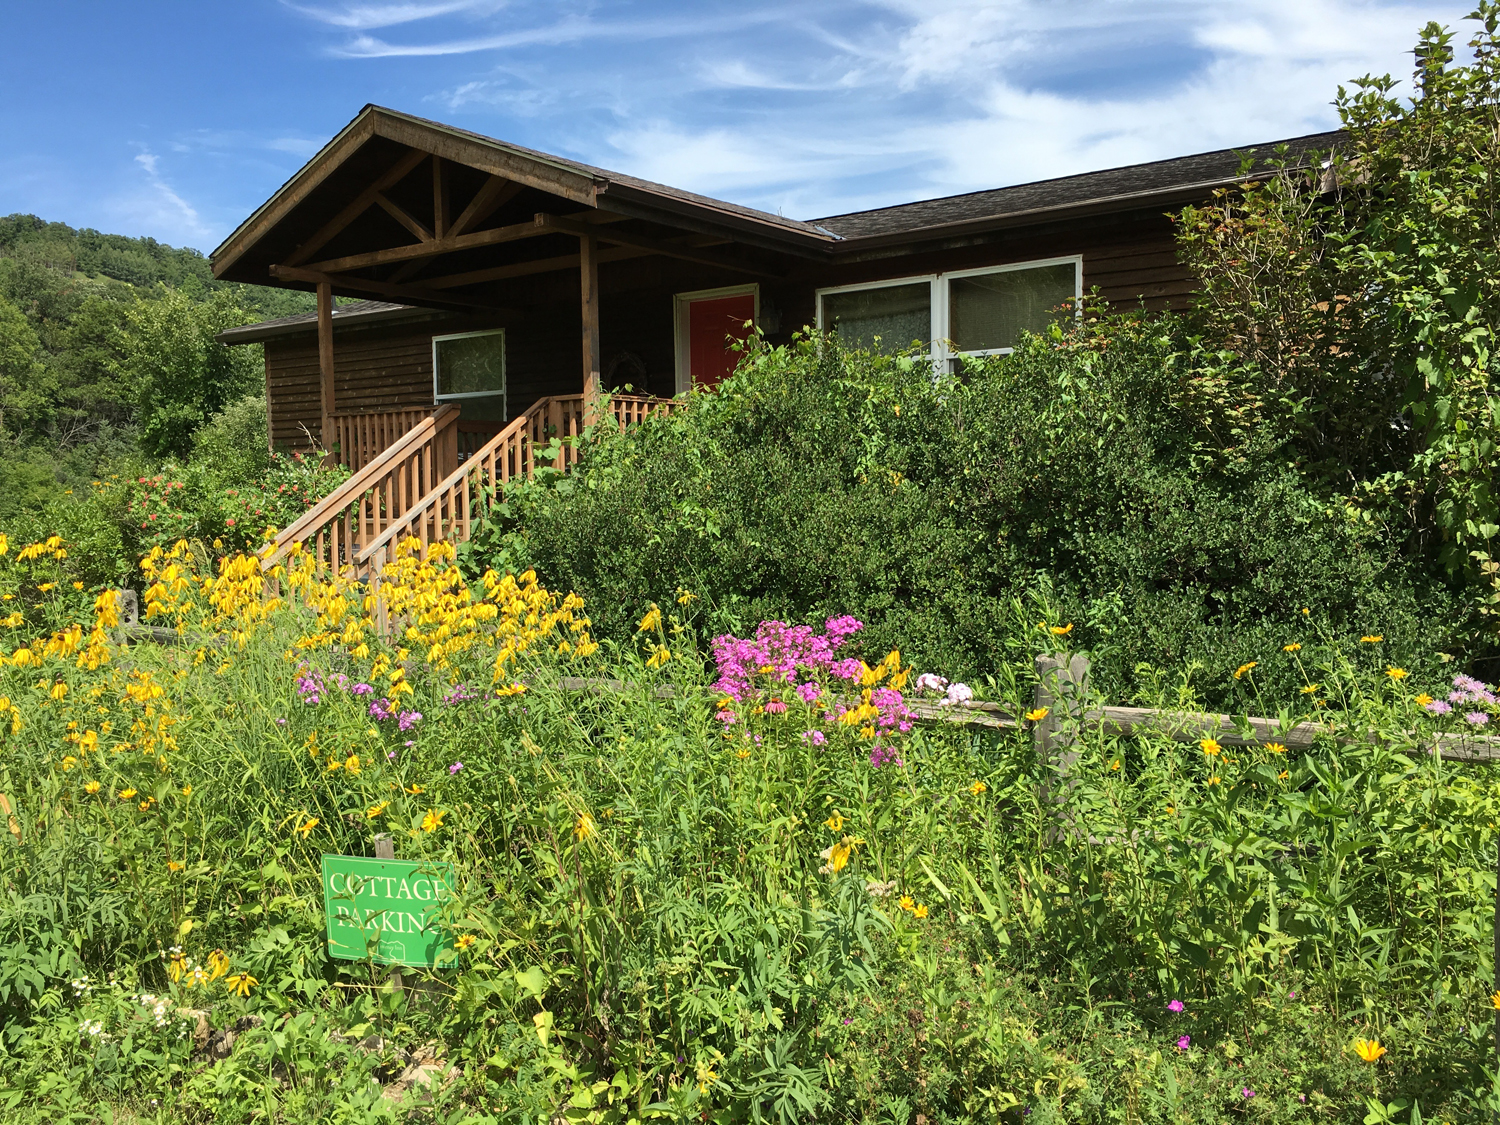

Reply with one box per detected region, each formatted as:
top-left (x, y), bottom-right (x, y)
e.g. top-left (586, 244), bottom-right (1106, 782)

top-left (285, 148), bottom-right (430, 267)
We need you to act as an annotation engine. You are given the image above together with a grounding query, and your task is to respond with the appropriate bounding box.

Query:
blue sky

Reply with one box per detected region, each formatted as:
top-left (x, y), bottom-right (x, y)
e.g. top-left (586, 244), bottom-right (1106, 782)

top-left (0, 1), bottom-right (1467, 255)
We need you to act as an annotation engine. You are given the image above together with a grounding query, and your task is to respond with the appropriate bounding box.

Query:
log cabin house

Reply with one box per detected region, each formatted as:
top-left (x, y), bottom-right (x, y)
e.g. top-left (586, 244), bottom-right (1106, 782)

top-left (211, 105), bottom-right (1337, 579)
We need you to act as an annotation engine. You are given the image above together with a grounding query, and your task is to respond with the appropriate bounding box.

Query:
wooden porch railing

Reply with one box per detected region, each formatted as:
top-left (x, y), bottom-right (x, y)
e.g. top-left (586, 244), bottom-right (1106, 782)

top-left (329, 407), bottom-right (434, 471)
top-left (268, 393), bottom-right (676, 583)
top-left (264, 403), bottom-right (460, 572)
top-left (357, 394), bottom-right (673, 585)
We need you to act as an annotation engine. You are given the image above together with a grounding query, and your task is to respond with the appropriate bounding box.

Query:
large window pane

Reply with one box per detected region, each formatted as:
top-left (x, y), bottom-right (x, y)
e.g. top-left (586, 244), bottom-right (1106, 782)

top-left (949, 263), bottom-right (1076, 352)
top-left (821, 282), bottom-right (931, 354)
top-left (435, 331), bottom-right (506, 397)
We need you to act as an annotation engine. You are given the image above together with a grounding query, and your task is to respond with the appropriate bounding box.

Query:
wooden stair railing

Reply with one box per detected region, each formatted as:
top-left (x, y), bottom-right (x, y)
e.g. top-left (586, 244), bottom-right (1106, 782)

top-left (268, 393), bottom-right (676, 593)
top-left (264, 403), bottom-right (461, 572)
top-left (357, 393), bottom-right (675, 585)
top-left (330, 407), bottom-right (435, 471)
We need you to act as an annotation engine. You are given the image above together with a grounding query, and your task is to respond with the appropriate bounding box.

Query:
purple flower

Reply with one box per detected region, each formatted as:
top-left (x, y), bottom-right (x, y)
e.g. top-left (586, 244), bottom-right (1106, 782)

top-left (275, 717), bottom-right (287, 726)
top-left (716, 710), bottom-right (737, 725)
top-left (842, 1017), bottom-right (852, 1025)
top-left (802, 730), bottom-right (826, 746)
top-left (869, 743), bottom-right (904, 768)
top-left (1241, 1087), bottom-right (1254, 1099)
top-left (386, 750), bottom-right (396, 761)
top-left (1426, 700), bottom-right (1452, 714)
top-left (443, 683), bottom-right (479, 705)
top-left (829, 658), bottom-right (864, 682)
top-left (765, 699), bottom-right (787, 715)
top-left (1288, 990), bottom-right (1296, 999)
top-left (449, 762), bottom-right (463, 775)
top-left (295, 671), bottom-right (325, 706)
top-left (1167, 1000), bottom-right (1184, 1013)
top-left (369, 698), bottom-right (393, 721)
top-left (404, 740), bottom-right (415, 748)
top-left (796, 682), bottom-right (822, 704)
top-left (1466, 711), bottom-right (1490, 726)
top-left (1176, 1035), bottom-right (1191, 1051)
top-left (351, 683), bottom-right (374, 697)
top-left (397, 710), bottom-right (423, 732)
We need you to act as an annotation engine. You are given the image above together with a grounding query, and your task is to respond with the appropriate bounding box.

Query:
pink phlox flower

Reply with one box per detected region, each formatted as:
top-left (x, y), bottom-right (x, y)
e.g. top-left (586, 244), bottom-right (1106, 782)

top-left (869, 743), bottom-right (903, 768)
top-left (829, 659), bottom-right (863, 682)
top-left (369, 698), bottom-right (393, 721)
top-left (397, 710), bottom-right (423, 732)
top-left (350, 682), bottom-right (374, 697)
top-left (914, 672), bottom-right (949, 695)
top-left (796, 682), bottom-right (822, 704)
top-left (449, 761), bottom-right (463, 775)
top-left (802, 730), bottom-right (826, 746)
top-left (942, 683), bottom-right (974, 706)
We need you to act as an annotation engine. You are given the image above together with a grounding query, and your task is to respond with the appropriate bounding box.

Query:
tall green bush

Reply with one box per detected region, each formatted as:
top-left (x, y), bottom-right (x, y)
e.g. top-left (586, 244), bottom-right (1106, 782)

top-left (487, 321), bottom-right (1462, 710)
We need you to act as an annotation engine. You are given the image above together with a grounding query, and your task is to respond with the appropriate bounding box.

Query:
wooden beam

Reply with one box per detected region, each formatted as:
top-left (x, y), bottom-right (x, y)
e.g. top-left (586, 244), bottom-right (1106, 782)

top-left (580, 233), bottom-right (601, 423)
top-left (214, 113), bottom-right (380, 277)
top-left (370, 112), bottom-right (599, 207)
top-left (536, 213), bottom-right (778, 277)
top-left (449, 175), bottom-right (523, 237)
top-left (285, 147), bottom-right (429, 267)
top-left (374, 192), bottom-right (434, 243)
top-left (299, 208), bottom-right (628, 276)
top-left (317, 281), bottom-right (335, 445)
top-left (420, 245), bottom-right (646, 289)
top-left (270, 263), bottom-right (504, 311)
top-left (432, 158), bottom-right (448, 240)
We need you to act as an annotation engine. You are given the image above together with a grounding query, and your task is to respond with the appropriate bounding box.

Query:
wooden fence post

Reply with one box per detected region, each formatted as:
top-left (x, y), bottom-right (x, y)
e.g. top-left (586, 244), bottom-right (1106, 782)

top-left (1035, 652), bottom-right (1091, 829)
top-left (373, 833), bottom-right (404, 997)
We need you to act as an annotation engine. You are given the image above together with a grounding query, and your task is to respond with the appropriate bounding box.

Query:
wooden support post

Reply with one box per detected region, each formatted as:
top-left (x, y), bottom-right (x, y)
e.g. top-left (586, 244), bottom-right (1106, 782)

top-left (1034, 652), bottom-right (1090, 833)
top-left (317, 281), bottom-right (336, 453)
top-left (431, 157), bottom-right (447, 240)
top-left (579, 233), bottom-right (601, 427)
top-left (373, 833), bottom-right (404, 997)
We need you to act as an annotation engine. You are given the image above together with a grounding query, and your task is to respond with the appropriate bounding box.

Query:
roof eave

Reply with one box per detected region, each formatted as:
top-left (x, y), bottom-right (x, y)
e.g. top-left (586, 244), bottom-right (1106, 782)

top-left (825, 176), bottom-right (1248, 254)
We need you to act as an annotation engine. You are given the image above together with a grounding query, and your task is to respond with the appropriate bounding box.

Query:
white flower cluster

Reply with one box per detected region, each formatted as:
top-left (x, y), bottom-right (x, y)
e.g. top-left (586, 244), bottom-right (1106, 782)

top-left (69, 976), bottom-right (92, 997)
top-left (135, 992), bottom-right (172, 1029)
top-left (913, 673), bottom-right (974, 707)
top-left (79, 1019), bottom-right (105, 1038)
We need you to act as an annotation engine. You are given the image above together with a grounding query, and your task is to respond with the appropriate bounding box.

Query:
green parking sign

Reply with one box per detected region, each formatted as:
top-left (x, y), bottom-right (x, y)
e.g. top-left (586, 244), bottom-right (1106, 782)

top-left (320, 854), bottom-right (456, 967)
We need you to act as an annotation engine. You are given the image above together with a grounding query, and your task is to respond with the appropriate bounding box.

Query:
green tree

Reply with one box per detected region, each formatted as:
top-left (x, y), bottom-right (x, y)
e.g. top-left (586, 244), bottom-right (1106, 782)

top-left (1177, 4), bottom-right (1500, 627)
top-left (0, 293), bottom-right (46, 435)
top-left (116, 287), bottom-right (261, 459)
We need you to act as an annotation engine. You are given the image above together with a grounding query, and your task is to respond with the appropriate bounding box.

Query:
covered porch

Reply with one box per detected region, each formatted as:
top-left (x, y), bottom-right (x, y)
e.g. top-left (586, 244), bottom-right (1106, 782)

top-left (211, 105), bottom-right (834, 472)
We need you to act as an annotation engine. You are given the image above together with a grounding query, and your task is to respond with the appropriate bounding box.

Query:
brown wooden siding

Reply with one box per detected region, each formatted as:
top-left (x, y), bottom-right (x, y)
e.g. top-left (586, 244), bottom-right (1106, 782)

top-left (261, 204), bottom-right (1197, 444)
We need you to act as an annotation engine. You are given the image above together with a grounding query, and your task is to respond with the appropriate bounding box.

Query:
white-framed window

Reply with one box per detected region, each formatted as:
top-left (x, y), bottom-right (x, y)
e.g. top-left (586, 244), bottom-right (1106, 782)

top-left (432, 328), bottom-right (507, 417)
top-left (815, 256), bottom-right (1082, 365)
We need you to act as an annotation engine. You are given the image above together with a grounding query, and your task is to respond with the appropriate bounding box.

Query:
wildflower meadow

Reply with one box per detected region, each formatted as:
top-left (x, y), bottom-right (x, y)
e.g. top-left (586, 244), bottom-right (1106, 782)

top-left (0, 527), bottom-right (1495, 1124)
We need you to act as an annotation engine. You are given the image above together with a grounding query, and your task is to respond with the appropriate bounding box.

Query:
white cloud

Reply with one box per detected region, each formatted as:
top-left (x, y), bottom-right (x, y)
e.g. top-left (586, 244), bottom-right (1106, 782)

top-left (282, 0), bottom-right (1467, 221)
top-left (282, 1), bottom-right (505, 30)
top-left (117, 150), bottom-right (214, 243)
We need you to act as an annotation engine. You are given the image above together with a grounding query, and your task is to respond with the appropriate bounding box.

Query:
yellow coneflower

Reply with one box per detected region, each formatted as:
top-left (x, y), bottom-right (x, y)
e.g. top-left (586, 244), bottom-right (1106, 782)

top-left (454, 934), bottom-right (476, 951)
top-left (84, 780), bottom-right (101, 794)
top-left (1353, 1038), bottom-right (1386, 1062)
top-left (1360, 635), bottom-right (1383, 644)
top-left (1265, 742), bottom-right (1287, 754)
top-left (1200, 739), bottom-right (1221, 757)
top-left (1024, 707), bottom-right (1049, 723)
top-left (572, 811), bottom-right (596, 841)
top-left (1282, 643), bottom-right (1301, 652)
top-left (366, 801), bottom-right (389, 819)
top-left (1233, 662), bottom-right (1257, 680)
top-left (825, 811), bottom-right (846, 832)
top-left (225, 973), bottom-right (257, 998)
top-left (1385, 667), bottom-right (1408, 680)
top-left (1050, 623), bottom-right (1073, 637)
top-left (295, 817), bottom-right (318, 839)
top-left (969, 781), bottom-right (987, 796)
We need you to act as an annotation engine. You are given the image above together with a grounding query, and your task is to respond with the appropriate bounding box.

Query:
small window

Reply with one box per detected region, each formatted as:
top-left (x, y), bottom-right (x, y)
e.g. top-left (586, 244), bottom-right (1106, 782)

top-left (949, 261), bottom-right (1079, 354)
top-left (433, 329), bottom-right (506, 414)
top-left (819, 280), bottom-right (933, 355)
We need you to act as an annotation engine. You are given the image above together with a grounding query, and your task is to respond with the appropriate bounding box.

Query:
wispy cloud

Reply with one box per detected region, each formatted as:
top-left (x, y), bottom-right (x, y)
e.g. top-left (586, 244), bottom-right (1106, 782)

top-left (130, 151), bottom-right (212, 239)
top-left (283, 0), bottom-right (1463, 220)
top-left (283, 0), bottom-right (505, 31)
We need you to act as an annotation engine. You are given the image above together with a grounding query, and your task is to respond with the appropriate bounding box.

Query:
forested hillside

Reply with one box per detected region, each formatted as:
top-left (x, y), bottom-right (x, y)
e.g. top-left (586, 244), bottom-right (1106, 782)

top-left (0, 214), bottom-right (304, 513)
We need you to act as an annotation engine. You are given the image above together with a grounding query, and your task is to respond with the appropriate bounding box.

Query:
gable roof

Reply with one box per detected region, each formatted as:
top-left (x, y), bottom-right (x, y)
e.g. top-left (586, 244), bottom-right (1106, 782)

top-left (815, 130), bottom-right (1343, 244)
top-left (216, 299), bottom-right (440, 345)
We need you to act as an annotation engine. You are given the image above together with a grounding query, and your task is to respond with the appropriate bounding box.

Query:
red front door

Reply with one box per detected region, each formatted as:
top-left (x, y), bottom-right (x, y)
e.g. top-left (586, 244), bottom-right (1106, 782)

top-left (686, 293), bottom-right (756, 388)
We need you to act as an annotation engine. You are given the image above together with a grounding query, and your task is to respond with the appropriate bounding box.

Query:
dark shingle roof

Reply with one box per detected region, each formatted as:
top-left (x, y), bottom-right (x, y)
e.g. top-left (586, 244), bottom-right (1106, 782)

top-left (812, 130), bottom-right (1343, 241)
top-left (215, 300), bottom-right (435, 345)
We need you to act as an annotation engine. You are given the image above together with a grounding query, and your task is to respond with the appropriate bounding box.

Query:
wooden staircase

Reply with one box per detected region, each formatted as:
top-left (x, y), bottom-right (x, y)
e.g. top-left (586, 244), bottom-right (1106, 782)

top-left (264, 393), bottom-right (675, 582)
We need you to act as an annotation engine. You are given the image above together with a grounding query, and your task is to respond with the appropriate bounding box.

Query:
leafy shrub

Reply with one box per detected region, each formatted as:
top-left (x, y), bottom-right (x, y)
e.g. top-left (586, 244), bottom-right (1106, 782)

top-left (487, 322), bottom-right (1464, 711)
